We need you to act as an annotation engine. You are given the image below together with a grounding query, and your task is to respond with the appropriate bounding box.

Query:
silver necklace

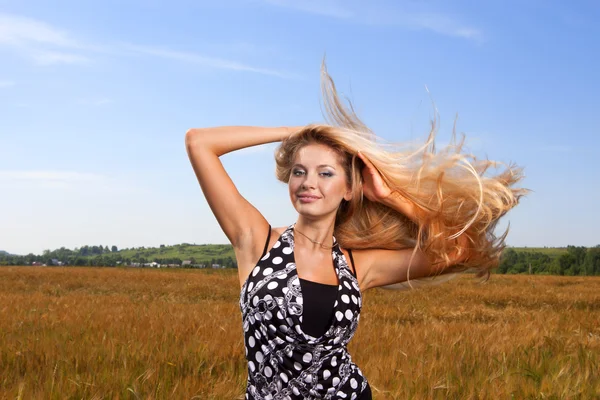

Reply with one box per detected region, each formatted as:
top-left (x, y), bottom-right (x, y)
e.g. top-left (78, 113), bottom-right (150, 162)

top-left (294, 227), bottom-right (334, 250)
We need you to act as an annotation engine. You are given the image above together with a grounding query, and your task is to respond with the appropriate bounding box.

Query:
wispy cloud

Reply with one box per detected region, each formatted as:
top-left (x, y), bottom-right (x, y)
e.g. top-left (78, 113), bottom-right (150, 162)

top-left (0, 170), bottom-right (106, 183)
top-left (77, 97), bottom-right (112, 106)
top-left (125, 45), bottom-right (299, 79)
top-left (0, 13), bottom-right (91, 65)
top-left (262, 0), bottom-right (483, 42)
top-left (0, 80), bottom-right (16, 88)
top-left (0, 12), bottom-right (296, 77)
top-left (264, 0), bottom-right (353, 19)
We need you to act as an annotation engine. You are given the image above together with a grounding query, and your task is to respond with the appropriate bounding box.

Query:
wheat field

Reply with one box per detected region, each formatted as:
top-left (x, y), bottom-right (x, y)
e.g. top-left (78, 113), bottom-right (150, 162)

top-left (1, 267), bottom-right (598, 399)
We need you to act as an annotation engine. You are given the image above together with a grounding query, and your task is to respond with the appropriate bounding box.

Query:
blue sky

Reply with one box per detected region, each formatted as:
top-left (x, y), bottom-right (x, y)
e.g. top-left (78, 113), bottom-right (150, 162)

top-left (1, 0), bottom-right (598, 255)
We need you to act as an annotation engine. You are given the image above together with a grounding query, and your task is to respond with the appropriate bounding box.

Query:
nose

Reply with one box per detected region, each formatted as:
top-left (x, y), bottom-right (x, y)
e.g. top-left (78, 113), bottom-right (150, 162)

top-left (301, 172), bottom-right (317, 189)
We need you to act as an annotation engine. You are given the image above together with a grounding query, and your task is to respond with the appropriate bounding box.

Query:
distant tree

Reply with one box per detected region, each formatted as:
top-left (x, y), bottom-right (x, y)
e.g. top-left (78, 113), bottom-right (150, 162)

top-left (111, 245), bottom-right (118, 253)
top-left (583, 247), bottom-right (600, 276)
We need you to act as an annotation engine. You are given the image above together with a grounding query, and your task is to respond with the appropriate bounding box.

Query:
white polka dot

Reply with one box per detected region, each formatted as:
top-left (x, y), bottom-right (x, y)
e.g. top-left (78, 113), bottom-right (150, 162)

top-left (303, 352), bottom-right (313, 363)
top-left (279, 325), bottom-right (288, 333)
top-left (351, 295), bottom-right (358, 304)
top-left (294, 362), bottom-right (302, 371)
top-left (252, 296), bottom-right (259, 306)
top-left (254, 330), bottom-right (261, 339)
top-left (269, 324), bottom-right (276, 333)
top-left (344, 281), bottom-right (352, 290)
top-left (304, 374), bottom-right (313, 383)
top-left (247, 282), bottom-right (254, 292)
top-left (265, 366), bottom-right (273, 377)
top-left (249, 361), bottom-right (255, 371)
top-left (277, 311), bottom-right (283, 319)
top-left (334, 301), bottom-right (338, 307)
top-left (296, 297), bottom-right (303, 305)
top-left (282, 287), bottom-right (289, 294)
top-left (292, 387), bottom-right (300, 396)
top-left (352, 281), bottom-right (360, 291)
top-left (335, 311), bottom-right (343, 321)
top-left (280, 372), bottom-right (288, 383)
top-left (337, 392), bottom-right (347, 398)
top-left (323, 369), bottom-right (331, 379)
top-left (331, 356), bottom-right (337, 367)
top-left (341, 294), bottom-right (350, 304)
top-left (332, 376), bottom-right (340, 386)
top-left (282, 247), bottom-right (292, 254)
top-left (263, 267), bottom-right (273, 276)
top-left (273, 241), bottom-right (281, 248)
top-left (261, 252), bottom-right (270, 261)
top-left (351, 394), bottom-right (357, 400)
top-left (264, 311), bottom-right (273, 320)
top-left (248, 336), bottom-right (255, 348)
top-left (272, 256), bottom-right (283, 265)
top-left (255, 351), bottom-right (263, 363)
top-left (350, 378), bottom-right (358, 389)
top-left (345, 310), bottom-right (353, 320)
top-left (252, 267), bottom-right (260, 276)
top-left (267, 281), bottom-right (279, 290)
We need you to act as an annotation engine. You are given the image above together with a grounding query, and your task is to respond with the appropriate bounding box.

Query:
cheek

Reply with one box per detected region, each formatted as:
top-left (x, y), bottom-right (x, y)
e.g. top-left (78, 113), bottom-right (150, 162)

top-left (288, 178), bottom-right (300, 194)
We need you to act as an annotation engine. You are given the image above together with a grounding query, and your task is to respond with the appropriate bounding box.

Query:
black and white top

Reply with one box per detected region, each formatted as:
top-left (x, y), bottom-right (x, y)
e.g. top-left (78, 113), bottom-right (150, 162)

top-left (239, 224), bottom-right (369, 400)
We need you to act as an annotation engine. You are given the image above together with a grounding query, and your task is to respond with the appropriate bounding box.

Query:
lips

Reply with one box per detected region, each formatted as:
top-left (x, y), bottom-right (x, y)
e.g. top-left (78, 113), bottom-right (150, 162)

top-left (297, 194), bottom-right (321, 203)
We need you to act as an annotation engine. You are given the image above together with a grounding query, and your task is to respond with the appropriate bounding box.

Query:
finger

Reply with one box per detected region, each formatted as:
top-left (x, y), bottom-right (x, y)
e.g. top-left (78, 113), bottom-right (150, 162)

top-left (357, 151), bottom-right (378, 175)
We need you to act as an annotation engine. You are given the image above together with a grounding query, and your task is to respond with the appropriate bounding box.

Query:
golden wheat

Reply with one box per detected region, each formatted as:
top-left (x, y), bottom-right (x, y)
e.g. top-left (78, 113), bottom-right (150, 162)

top-left (0, 267), bottom-right (598, 399)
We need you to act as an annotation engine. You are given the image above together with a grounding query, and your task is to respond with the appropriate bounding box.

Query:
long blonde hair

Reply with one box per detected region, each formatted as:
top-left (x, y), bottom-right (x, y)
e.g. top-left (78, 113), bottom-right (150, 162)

top-left (275, 62), bottom-right (528, 281)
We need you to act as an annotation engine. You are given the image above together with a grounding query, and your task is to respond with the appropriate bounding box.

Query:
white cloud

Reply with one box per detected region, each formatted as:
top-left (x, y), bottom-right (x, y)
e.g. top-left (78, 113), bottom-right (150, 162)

top-left (263, 0), bottom-right (353, 19)
top-left (0, 12), bottom-right (297, 77)
top-left (0, 170), bottom-right (106, 183)
top-left (125, 44), bottom-right (300, 79)
top-left (30, 50), bottom-right (91, 65)
top-left (0, 13), bottom-right (90, 65)
top-left (77, 97), bottom-right (112, 106)
top-left (0, 80), bottom-right (16, 88)
top-left (261, 0), bottom-right (483, 42)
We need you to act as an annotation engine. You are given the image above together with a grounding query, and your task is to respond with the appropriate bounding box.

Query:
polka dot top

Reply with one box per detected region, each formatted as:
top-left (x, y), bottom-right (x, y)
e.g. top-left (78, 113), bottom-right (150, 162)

top-left (239, 224), bottom-right (369, 400)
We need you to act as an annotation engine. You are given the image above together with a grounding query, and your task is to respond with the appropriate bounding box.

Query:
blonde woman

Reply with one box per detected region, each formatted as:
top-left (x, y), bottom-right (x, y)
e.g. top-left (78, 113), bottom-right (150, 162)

top-left (185, 64), bottom-right (526, 399)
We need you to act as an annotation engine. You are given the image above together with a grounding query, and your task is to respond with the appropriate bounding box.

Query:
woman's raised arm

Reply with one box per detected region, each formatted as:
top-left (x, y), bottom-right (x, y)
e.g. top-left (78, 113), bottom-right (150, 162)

top-left (185, 126), bottom-right (301, 284)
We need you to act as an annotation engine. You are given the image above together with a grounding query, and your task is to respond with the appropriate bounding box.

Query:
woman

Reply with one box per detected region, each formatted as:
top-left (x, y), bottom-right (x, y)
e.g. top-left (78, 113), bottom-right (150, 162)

top-left (185, 64), bottom-right (526, 399)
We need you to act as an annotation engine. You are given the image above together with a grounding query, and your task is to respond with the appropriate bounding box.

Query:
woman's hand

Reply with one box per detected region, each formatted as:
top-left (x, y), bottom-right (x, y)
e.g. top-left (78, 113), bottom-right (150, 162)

top-left (357, 151), bottom-right (392, 202)
top-left (358, 151), bottom-right (420, 222)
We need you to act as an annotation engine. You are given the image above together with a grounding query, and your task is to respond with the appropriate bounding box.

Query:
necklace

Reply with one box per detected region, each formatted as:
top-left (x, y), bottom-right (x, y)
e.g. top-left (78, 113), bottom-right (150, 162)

top-left (294, 226), bottom-right (335, 250)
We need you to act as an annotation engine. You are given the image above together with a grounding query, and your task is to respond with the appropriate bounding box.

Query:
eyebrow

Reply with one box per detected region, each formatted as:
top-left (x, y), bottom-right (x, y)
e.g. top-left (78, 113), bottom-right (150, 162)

top-left (292, 163), bottom-right (337, 170)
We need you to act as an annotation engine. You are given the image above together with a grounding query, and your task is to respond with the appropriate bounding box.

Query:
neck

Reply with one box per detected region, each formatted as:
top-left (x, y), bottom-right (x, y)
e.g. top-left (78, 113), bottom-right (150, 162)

top-left (294, 217), bottom-right (336, 250)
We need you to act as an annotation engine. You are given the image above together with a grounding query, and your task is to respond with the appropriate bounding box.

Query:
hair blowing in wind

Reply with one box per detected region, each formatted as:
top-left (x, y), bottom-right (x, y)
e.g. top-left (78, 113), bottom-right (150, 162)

top-left (275, 61), bottom-right (529, 283)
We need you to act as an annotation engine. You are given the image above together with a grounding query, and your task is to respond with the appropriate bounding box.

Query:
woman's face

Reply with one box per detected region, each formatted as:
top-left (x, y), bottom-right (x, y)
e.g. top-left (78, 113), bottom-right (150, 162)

top-left (288, 143), bottom-right (352, 220)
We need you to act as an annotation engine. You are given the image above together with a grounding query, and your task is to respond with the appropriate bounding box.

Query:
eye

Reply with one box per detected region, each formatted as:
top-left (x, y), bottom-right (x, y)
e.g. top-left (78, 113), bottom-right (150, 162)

top-left (320, 172), bottom-right (333, 177)
top-left (292, 169), bottom-right (305, 176)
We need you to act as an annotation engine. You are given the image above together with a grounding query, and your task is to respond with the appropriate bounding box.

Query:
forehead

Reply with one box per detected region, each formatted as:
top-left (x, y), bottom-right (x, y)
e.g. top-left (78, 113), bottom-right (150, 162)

top-left (294, 143), bottom-right (344, 166)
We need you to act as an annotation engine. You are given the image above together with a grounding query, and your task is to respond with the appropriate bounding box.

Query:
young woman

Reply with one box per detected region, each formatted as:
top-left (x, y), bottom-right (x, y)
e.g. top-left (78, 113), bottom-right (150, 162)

top-left (185, 64), bottom-right (526, 399)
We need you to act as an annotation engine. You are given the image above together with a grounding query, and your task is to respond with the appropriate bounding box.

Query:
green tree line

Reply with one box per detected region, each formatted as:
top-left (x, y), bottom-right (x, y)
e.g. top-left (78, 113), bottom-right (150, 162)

top-left (0, 245), bottom-right (237, 268)
top-left (2, 244), bottom-right (600, 275)
top-left (498, 245), bottom-right (600, 275)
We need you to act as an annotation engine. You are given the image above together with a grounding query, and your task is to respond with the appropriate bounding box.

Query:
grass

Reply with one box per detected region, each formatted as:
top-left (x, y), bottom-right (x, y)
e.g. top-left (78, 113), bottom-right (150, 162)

top-left (1, 267), bottom-right (598, 399)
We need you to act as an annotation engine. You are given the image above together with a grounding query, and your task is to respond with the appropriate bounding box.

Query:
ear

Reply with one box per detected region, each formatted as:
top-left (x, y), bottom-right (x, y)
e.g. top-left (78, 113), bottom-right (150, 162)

top-left (343, 188), bottom-right (353, 202)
